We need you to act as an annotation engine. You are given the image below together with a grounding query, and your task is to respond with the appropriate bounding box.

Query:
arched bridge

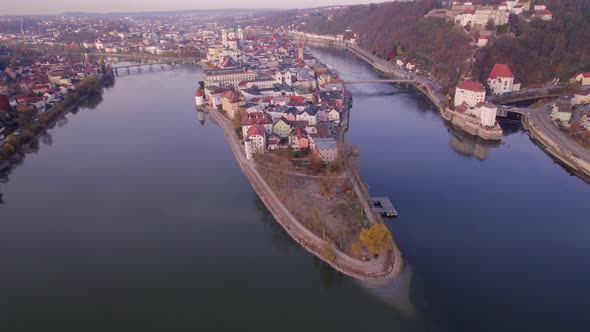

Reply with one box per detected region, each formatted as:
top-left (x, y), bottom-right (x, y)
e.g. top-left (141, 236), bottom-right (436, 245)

top-left (346, 79), bottom-right (418, 84)
top-left (110, 62), bottom-right (179, 76)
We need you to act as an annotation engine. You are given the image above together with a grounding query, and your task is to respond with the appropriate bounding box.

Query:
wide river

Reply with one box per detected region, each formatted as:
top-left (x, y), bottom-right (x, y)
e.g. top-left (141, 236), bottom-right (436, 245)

top-left (1, 48), bottom-right (589, 331)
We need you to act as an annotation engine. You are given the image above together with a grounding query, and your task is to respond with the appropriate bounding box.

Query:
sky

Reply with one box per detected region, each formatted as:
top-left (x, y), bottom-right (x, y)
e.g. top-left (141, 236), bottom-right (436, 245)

top-left (4, 0), bottom-right (385, 15)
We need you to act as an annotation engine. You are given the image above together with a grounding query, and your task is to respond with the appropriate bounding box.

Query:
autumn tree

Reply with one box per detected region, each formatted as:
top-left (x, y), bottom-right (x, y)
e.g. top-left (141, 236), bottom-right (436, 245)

top-left (350, 242), bottom-right (362, 258)
top-left (321, 242), bottom-right (337, 262)
top-left (309, 150), bottom-right (324, 174)
top-left (359, 223), bottom-right (393, 256)
top-left (568, 121), bottom-right (581, 135)
top-left (312, 209), bottom-right (326, 238)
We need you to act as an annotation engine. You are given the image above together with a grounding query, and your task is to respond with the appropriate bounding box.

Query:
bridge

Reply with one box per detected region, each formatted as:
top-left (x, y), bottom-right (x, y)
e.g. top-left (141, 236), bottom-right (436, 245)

top-left (491, 93), bottom-right (562, 105)
top-left (110, 62), bottom-right (179, 75)
top-left (347, 79), bottom-right (418, 84)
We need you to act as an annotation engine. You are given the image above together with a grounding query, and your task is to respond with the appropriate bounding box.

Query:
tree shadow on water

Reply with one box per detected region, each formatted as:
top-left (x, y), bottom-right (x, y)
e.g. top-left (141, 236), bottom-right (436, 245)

top-left (252, 192), bottom-right (344, 289)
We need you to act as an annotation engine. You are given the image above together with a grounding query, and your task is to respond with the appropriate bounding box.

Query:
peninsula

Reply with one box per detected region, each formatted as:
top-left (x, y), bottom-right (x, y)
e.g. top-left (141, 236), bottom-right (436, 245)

top-left (198, 28), bottom-right (402, 280)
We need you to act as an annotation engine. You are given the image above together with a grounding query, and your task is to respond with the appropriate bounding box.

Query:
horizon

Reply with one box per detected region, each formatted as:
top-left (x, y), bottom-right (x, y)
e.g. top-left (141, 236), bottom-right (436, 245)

top-left (1, 0), bottom-right (388, 16)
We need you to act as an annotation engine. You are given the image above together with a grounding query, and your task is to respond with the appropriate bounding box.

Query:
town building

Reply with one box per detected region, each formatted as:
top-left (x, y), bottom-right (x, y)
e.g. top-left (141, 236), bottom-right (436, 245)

top-left (477, 35), bottom-right (489, 47)
top-left (244, 125), bottom-right (267, 160)
top-left (312, 137), bottom-right (338, 163)
top-left (571, 72), bottom-right (590, 86)
top-left (454, 81), bottom-right (486, 107)
top-left (487, 63), bottom-right (519, 95)
top-left (574, 88), bottom-right (590, 105)
top-left (204, 68), bottom-right (258, 89)
top-left (551, 100), bottom-right (574, 123)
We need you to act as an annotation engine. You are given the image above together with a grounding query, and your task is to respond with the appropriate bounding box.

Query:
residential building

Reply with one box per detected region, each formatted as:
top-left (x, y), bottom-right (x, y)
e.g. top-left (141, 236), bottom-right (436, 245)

top-left (574, 88), bottom-right (590, 105)
top-left (273, 118), bottom-right (292, 138)
top-left (221, 90), bottom-right (245, 119)
top-left (571, 72), bottom-right (590, 86)
top-left (551, 100), bottom-right (574, 123)
top-left (313, 137), bottom-right (338, 163)
top-left (244, 125), bottom-right (266, 160)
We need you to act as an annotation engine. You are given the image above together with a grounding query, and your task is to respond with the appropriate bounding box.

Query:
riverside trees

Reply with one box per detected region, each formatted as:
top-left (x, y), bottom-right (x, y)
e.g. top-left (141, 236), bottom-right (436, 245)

top-left (359, 223), bottom-right (393, 256)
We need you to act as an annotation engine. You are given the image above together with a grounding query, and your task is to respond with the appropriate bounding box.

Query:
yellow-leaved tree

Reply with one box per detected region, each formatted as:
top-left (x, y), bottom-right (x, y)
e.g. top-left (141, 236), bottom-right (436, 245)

top-left (359, 223), bottom-right (393, 256)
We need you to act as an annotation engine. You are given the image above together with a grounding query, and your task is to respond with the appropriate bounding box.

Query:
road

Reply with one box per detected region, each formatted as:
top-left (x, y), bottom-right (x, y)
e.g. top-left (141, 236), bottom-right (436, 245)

top-left (523, 105), bottom-right (590, 166)
top-left (347, 45), bottom-right (446, 107)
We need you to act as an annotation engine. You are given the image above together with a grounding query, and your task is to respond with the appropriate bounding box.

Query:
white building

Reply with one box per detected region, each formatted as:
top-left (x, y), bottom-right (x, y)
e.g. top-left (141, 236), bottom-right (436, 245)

top-left (275, 70), bottom-right (292, 86)
top-left (487, 63), bottom-right (517, 95)
top-left (534, 9), bottom-right (553, 21)
top-left (454, 81), bottom-right (486, 107)
top-left (572, 72), bottom-right (590, 86)
top-left (204, 68), bottom-right (258, 89)
top-left (195, 88), bottom-right (204, 107)
top-left (244, 125), bottom-right (267, 160)
top-left (479, 102), bottom-right (498, 127)
top-left (477, 35), bottom-right (489, 47)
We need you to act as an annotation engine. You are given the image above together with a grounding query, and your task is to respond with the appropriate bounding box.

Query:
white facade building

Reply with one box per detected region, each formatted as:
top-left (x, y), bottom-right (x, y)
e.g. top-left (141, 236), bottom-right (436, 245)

top-left (454, 81), bottom-right (486, 107)
top-left (244, 125), bottom-right (267, 160)
top-left (479, 103), bottom-right (498, 127)
top-left (487, 63), bottom-right (516, 95)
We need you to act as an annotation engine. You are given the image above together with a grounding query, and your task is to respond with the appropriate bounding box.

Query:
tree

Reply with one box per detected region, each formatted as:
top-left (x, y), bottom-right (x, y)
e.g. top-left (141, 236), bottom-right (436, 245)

top-left (486, 18), bottom-right (496, 31)
top-left (350, 242), bottom-right (362, 258)
top-left (312, 209), bottom-right (326, 238)
top-left (309, 150), bottom-right (324, 174)
top-left (321, 242), bottom-right (337, 262)
top-left (569, 121), bottom-right (581, 135)
top-left (76, 75), bottom-right (102, 96)
top-left (359, 223), bottom-right (393, 256)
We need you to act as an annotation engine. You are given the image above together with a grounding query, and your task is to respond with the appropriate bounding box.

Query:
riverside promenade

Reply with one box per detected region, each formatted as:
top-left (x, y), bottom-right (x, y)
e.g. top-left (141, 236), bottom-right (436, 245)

top-left (346, 45), bottom-right (447, 111)
top-left (205, 105), bottom-right (402, 281)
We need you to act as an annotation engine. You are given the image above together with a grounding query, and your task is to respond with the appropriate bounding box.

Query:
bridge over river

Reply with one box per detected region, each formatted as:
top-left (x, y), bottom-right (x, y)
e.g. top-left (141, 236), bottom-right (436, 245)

top-left (346, 79), bottom-right (418, 84)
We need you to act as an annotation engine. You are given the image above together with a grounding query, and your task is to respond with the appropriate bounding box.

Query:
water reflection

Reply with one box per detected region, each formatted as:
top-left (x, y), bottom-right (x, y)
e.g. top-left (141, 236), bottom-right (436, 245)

top-left (0, 94), bottom-right (104, 204)
top-left (253, 194), bottom-right (297, 253)
top-left (196, 109), bottom-right (205, 126)
top-left (313, 255), bottom-right (344, 289)
top-left (360, 265), bottom-right (417, 318)
top-left (253, 191), bottom-right (345, 288)
top-left (445, 122), bottom-right (501, 161)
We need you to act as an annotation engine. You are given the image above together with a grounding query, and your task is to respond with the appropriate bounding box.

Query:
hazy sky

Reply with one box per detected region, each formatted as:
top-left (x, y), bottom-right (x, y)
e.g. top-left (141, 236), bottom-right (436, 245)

top-left (5, 0), bottom-right (384, 15)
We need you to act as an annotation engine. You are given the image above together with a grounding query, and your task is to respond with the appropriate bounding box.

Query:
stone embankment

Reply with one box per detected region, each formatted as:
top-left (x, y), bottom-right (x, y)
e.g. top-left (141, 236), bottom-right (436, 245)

top-left (205, 105), bottom-right (402, 281)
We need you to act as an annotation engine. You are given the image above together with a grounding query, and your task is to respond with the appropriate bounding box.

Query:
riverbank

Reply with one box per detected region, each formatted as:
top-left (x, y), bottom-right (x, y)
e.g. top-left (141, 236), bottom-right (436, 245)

top-left (345, 45), bottom-right (505, 141)
top-left (522, 113), bottom-right (590, 183)
top-left (205, 104), bottom-right (401, 281)
top-left (0, 74), bottom-right (111, 173)
top-left (0, 94), bottom-right (91, 173)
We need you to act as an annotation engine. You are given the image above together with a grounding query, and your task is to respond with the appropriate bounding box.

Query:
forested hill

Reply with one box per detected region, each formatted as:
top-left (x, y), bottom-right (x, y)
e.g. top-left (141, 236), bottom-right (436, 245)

top-left (259, 1), bottom-right (473, 92)
top-left (475, 0), bottom-right (590, 86)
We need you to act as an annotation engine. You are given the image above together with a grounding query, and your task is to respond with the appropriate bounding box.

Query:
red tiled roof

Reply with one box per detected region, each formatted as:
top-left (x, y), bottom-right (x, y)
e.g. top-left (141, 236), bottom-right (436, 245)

top-left (536, 9), bottom-right (552, 15)
top-left (247, 124), bottom-right (266, 138)
top-left (489, 63), bottom-right (514, 79)
top-left (457, 81), bottom-right (485, 92)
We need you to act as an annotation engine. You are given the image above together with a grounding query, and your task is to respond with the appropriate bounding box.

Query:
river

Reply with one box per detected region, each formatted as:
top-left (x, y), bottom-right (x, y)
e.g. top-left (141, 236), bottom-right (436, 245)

top-left (0, 50), bottom-right (589, 332)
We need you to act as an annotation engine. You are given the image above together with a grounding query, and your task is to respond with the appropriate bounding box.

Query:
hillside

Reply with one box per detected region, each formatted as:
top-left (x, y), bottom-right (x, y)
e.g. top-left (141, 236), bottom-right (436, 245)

top-left (474, 0), bottom-right (590, 86)
top-left (259, 1), bottom-right (473, 93)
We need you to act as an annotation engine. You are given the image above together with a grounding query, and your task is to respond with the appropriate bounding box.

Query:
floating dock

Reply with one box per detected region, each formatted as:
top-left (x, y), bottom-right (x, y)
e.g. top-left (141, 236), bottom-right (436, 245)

top-left (368, 197), bottom-right (398, 218)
